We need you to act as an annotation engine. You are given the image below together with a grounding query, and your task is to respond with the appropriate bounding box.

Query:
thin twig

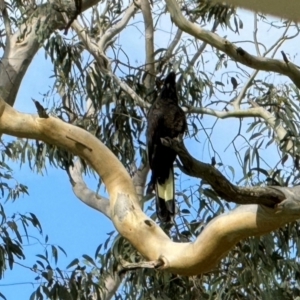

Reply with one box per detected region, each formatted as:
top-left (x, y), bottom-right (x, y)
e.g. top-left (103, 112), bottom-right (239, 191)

top-left (253, 14), bottom-right (260, 56)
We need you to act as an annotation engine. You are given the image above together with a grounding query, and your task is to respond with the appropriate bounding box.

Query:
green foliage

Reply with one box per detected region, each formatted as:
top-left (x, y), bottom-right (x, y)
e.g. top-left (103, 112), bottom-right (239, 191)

top-left (0, 205), bottom-right (43, 279)
top-left (190, 0), bottom-right (241, 31)
top-left (29, 251), bottom-right (101, 300)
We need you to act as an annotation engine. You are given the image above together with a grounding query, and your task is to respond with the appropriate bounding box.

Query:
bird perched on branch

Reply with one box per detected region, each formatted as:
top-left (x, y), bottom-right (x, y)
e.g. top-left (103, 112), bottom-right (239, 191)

top-left (146, 72), bottom-right (187, 222)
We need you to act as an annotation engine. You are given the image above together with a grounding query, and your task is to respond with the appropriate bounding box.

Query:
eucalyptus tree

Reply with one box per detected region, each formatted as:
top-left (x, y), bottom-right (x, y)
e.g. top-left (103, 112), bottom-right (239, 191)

top-left (1, 0), bottom-right (300, 299)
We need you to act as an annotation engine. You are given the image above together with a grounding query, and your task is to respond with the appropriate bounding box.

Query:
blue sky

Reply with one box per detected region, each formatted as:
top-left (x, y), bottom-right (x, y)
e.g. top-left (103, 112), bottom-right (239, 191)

top-left (0, 51), bottom-right (114, 298)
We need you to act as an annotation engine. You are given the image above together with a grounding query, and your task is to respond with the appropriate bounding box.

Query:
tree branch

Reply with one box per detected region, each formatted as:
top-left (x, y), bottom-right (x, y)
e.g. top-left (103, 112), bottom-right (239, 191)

top-left (119, 256), bottom-right (163, 270)
top-left (2, 97), bottom-right (300, 276)
top-left (97, 1), bottom-right (140, 51)
top-left (164, 0), bottom-right (300, 89)
top-left (0, 0), bottom-right (101, 106)
top-left (68, 160), bottom-right (111, 218)
top-left (231, 69), bottom-right (259, 109)
top-left (1, 0), bottom-right (11, 37)
top-left (161, 137), bottom-right (284, 206)
top-left (253, 14), bottom-right (260, 56)
top-left (178, 20), bottom-right (219, 85)
top-left (140, 0), bottom-right (155, 89)
top-left (71, 19), bottom-right (150, 108)
top-left (100, 270), bottom-right (125, 300)
top-left (185, 103), bottom-right (295, 154)
top-left (157, 27), bottom-right (182, 72)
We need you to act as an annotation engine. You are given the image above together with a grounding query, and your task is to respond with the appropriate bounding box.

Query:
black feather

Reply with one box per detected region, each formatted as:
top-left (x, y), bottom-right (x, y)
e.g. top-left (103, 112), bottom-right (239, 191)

top-left (146, 72), bottom-right (187, 222)
top-left (231, 77), bottom-right (238, 89)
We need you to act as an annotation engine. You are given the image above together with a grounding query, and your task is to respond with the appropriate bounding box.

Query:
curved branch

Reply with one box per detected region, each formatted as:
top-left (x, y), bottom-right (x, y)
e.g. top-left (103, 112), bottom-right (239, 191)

top-left (97, 1), bottom-right (140, 51)
top-left (2, 98), bottom-right (300, 276)
top-left (165, 0), bottom-right (300, 89)
top-left (68, 160), bottom-right (111, 218)
top-left (185, 105), bottom-right (294, 154)
top-left (264, 22), bottom-right (292, 57)
top-left (0, 0), bottom-right (101, 106)
top-left (232, 69), bottom-right (259, 109)
top-left (231, 22), bottom-right (293, 109)
top-left (71, 19), bottom-right (150, 108)
top-left (162, 137), bottom-right (284, 206)
top-left (101, 271), bottom-right (125, 300)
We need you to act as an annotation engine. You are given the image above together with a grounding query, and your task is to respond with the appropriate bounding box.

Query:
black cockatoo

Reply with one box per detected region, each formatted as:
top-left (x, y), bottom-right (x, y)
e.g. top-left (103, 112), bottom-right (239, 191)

top-left (146, 72), bottom-right (187, 222)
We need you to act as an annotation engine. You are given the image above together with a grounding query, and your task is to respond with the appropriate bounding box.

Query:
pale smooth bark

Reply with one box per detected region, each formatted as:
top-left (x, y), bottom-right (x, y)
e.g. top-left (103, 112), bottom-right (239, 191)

top-left (0, 0), bottom-right (100, 106)
top-left (1, 99), bottom-right (300, 276)
top-left (69, 160), bottom-right (111, 218)
top-left (140, 0), bottom-right (155, 89)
